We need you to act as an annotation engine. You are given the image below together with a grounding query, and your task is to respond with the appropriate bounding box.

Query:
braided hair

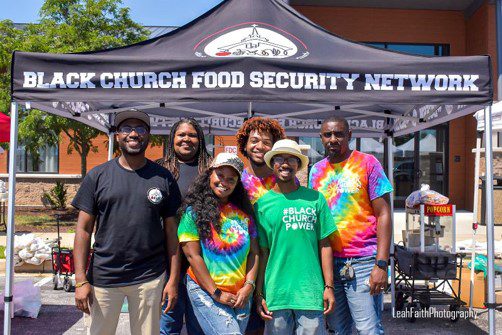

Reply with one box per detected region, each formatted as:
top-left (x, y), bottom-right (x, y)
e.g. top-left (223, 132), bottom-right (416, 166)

top-left (158, 118), bottom-right (212, 180)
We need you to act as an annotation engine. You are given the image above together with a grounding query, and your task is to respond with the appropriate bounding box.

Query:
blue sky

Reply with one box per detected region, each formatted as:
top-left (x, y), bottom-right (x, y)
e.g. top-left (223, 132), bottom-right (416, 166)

top-left (0, 0), bottom-right (224, 26)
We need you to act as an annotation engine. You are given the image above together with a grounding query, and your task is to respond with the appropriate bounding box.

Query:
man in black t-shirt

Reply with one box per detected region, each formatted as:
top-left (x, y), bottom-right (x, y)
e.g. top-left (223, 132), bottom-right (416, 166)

top-left (72, 109), bottom-right (182, 335)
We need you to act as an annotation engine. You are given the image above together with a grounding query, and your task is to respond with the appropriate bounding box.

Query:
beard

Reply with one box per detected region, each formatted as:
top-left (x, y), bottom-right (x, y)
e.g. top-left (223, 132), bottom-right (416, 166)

top-left (119, 137), bottom-right (149, 156)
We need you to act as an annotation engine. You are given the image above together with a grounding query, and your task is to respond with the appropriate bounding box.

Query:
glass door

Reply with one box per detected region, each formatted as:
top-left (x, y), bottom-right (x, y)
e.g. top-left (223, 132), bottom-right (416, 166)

top-left (392, 126), bottom-right (448, 208)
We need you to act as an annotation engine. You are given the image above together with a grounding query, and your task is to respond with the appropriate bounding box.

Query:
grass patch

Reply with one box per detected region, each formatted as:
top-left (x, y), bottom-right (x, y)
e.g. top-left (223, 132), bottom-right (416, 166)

top-left (0, 246), bottom-right (5, 259)
top-left (14, 214), bottom-right (75, 227)
top-left (15, 214), bottom-right (54, 226)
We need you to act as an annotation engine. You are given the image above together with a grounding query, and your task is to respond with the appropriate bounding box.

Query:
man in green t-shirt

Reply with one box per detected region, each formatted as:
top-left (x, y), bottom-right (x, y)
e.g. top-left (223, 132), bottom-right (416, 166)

top-left (254, 139), bottom-right (336, 334)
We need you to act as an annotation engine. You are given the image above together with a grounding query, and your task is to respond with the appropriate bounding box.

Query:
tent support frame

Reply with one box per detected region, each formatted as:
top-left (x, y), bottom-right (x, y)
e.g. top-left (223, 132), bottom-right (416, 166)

top-left (483, 105), bottom-right (496, 335)
top-left (3, 102), bottom-right (19, 335)
top-left (386, 135), bottom-right (396, 313)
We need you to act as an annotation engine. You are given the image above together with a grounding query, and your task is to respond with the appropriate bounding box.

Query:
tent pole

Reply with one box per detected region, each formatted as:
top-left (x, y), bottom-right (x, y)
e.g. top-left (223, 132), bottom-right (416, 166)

top-left (483, 106), bottom-right (495, 335)
top-left (386, 136), bottom-right (395, 314)
top-left (4, 102), bottom-right (19, 335)
top-left (469, 132), bottom-right (482, 311)
top-left (107, 133), bottom-right (114, 161)
top-left (107, 114), bottom-right (114, 161)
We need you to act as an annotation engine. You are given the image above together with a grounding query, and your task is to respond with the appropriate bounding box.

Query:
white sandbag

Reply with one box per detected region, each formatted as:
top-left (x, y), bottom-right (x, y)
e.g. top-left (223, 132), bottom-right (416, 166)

top-left (18, 249), bottom-right (34, 260)
top-left (34, 252), bottom-right (50, 262)
top-left (29, 243), bottom-right (40, 252)
top-left (25, 256), bottom-right (43, 266)
top-left (14, 234), bottom-right (36, 250)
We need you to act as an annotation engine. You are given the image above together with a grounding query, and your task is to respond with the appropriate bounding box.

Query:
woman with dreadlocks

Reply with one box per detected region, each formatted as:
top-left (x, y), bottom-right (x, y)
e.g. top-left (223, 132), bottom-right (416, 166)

top-left (178, 153), bottom-right (259, 335)
top-left (159, 118), bottom-right (212, 335)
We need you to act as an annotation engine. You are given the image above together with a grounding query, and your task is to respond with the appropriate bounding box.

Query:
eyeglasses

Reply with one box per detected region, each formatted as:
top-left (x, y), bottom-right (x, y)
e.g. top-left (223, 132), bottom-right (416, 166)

top-left (118, 126), bottom-right (149, 136)
top-left (273, 156), bottom-right (300, 166)
top-left (321, 131), bottom-right (346, 139)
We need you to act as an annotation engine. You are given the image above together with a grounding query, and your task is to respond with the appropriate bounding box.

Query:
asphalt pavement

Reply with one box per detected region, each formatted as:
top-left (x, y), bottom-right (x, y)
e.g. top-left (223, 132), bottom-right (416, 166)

top-left (0, 274), bottom-right (500, 335)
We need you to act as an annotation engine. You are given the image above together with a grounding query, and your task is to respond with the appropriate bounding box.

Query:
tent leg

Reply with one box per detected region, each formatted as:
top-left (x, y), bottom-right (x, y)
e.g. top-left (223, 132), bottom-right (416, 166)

top-left (470, 132), bottom-right (482, 312)
top-left (386, 136), bottom-right (395, 314)
top-left (483, 106), bottom-right (495, 335)
top-left (4, 102), bottom-right (19, 335)
top-left (107, 132), bottom-right (114, 161)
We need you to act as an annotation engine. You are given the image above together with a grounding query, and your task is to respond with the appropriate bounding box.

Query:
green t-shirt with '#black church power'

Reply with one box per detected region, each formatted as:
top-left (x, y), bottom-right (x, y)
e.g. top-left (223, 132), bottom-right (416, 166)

top-left (254, 186), bottom-right (336, 311)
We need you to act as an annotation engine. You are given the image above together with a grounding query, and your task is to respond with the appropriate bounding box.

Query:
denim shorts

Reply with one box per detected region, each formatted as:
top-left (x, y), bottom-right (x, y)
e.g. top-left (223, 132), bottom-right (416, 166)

top-left (186, 275), bottom-right (251, 335)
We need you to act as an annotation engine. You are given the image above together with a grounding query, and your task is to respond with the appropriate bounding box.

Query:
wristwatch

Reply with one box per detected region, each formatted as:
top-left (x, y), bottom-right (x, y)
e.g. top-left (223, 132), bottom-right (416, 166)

top-left (211, 288), bottom-right (222, 299)
top-left (375, 259), bottom-right (388, 270)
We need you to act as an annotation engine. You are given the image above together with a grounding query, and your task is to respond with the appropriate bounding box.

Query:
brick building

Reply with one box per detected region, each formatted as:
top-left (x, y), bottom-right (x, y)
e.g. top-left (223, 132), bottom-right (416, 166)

top-left (1, 0), bottom-right (501, 209)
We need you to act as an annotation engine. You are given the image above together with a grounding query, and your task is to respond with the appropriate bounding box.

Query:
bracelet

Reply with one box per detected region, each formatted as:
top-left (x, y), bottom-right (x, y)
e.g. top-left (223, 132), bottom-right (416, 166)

top-left (324, 284), bottom-right (335, 291)
top-left (75, 281), bottom-right (89, 288)
top-left (244, 280), bottom-right (256, 290)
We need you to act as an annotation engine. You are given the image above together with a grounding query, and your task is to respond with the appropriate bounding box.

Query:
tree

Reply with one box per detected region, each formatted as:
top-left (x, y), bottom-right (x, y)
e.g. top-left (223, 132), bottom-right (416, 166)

top-left (0, 0), bottom-right (149, 176)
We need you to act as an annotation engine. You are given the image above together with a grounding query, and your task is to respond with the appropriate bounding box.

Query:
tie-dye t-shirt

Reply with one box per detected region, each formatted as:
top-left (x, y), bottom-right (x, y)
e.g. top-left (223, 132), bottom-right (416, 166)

top-left (178, 203), bottom-right (257, 294)
top-left (241, 168), bottom-right (299, 204)
top-left (309, 150), bottom-right (393, 258)
top-left (241, 168), bottom-right (278, 204)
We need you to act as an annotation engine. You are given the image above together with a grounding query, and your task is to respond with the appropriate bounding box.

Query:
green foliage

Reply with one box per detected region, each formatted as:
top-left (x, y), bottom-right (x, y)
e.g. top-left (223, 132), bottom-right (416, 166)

top-left (42, 181), bottom-right (68, 209)
top-left (0, 0), bottom-right (149, 176)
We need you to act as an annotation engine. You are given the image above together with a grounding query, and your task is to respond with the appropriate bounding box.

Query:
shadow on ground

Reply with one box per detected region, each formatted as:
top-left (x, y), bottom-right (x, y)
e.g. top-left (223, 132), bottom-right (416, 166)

top-left (0, 304), bottom-right (84, 335)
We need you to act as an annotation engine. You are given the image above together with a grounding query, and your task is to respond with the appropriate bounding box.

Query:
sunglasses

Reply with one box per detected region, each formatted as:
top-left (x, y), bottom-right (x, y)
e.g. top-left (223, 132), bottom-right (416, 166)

top-left (273, 156), bottom-right (300, 166)
top-left (118, 126), bottom-right (149, 136)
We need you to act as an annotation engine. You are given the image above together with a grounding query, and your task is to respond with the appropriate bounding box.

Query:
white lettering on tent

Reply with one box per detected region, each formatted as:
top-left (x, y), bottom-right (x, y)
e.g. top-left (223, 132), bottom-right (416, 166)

top-left (448, 74), bottom-right (462, 91)
top-left (66, 73), bottom-right (80, 88)
top-left (100, 73), bottom-right (113, 88)
top-left (144, 72), bottom-right (159, 88)
top-left (409, 74), bottom-right (434, 91)
top-left (50, 72), bottom-right (66, 88)
top-left (463, 75), bottom-right (479, 91)
top-left (365, 74), bottom-right (381, 90)
top-left (434, 74), bottom-right (449, 91)
top-left (342, 74), bottom-right (359, 90)
top-left (20, 71), bottom-right (481, 92)
top-left (79, 73), bottom-right (96, 88)
top-left (395, 74), bottom-right (409, 91)
top-left (326, 73), bottom-right (341, 89)
top-left (250, 71), bottom-right (263, 88)
top-left (23, 71), bottom-right (97, 88)
top-left (191, 71), bottom-right (243, 88)
top-left (23, 72), bottom-right (38, 88)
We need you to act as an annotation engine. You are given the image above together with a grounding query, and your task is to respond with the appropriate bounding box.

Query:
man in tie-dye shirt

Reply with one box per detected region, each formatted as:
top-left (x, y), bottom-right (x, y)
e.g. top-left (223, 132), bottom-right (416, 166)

top-left (236, 117), bottom-right (286, 334)
top-left (237, 117), bottom-right (287, 205)
top-left (309, 117), bottom-right (393, 335)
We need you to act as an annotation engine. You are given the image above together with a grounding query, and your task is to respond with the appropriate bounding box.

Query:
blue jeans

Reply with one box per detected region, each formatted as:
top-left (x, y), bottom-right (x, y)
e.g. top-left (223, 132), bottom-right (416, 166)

top-left (186, 275), bottom-right (251, 335)
top-left (160, 276), bottom-right (203, 335)
top-left (264, 309), bottom-right (326, 335)
top-left (326, 255), bottom-right (384, 335)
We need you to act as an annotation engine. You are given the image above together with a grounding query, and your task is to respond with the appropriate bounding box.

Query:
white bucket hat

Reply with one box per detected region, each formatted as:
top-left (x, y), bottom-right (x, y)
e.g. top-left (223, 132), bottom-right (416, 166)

top-left (264, 139), bottom-right (309, 170)
top-left (210, 152), bottom-right (244, 177)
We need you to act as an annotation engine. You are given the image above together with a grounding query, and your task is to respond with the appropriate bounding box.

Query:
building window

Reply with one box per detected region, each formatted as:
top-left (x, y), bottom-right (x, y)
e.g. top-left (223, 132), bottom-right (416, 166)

top-left (366, 42), bottom-right (449, 56)
top-left (14, 144), bottom-right (59, 173)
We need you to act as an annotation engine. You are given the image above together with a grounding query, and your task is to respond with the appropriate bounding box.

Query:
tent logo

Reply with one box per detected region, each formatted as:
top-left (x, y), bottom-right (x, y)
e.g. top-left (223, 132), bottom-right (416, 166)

top-left (194, 23), bottom-right (309, 59)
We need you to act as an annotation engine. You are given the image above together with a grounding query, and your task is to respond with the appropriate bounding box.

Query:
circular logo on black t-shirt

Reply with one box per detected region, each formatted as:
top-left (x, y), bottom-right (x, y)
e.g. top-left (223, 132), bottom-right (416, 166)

top-left (147, 187), bottom-right (163, 204)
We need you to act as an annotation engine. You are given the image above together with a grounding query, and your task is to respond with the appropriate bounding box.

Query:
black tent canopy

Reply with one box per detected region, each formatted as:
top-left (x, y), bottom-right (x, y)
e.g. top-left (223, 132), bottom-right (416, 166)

top-left (5, 0), bottom-right (498, 334)
top-left (11, 0), bottom-right (492, 137)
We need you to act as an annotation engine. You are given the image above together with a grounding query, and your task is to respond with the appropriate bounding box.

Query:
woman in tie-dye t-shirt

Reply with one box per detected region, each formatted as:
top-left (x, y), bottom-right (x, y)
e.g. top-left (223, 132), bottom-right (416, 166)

top-left (178, 153), bottom-right (259, 335)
